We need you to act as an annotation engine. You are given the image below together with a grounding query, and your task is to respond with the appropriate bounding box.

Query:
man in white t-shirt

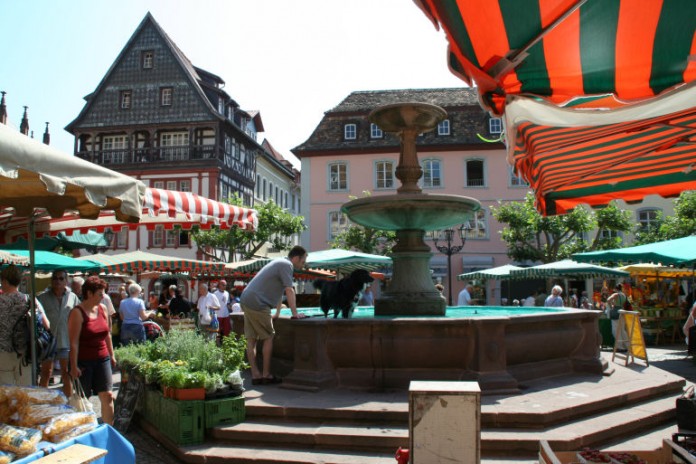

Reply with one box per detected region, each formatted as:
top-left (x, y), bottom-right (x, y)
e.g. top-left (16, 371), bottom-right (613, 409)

top-left (214, 280), bottom-right (231, 341)
top-left (457, 284), bottom-right (473, 306)
top-left (197, 283), bottom-right (220, 342)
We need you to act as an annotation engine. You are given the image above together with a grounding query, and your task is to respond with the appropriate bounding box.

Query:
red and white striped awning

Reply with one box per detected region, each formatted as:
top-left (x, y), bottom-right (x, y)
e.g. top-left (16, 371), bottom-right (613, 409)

top-left (0, 188), bottom-right (258, 242)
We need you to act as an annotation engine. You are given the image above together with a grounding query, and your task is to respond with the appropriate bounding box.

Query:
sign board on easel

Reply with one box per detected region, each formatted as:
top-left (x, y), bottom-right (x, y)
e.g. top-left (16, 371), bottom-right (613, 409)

top-left (612, 310), bottom-right (649, 366)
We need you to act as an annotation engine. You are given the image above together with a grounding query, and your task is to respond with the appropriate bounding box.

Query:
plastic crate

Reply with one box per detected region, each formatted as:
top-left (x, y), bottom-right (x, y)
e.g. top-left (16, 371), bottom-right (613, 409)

top-left (159, 396), bottom-right (204, 445)
top-left (143, 388), bottom-right (162, 428)
top-left (204, 396), bottom-right (245, 429)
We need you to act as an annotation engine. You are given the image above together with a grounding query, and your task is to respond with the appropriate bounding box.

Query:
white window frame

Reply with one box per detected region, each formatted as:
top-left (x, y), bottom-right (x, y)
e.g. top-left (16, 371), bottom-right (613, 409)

top-left (160, 87), bottom-right (172, 106)
top-left (115, 228), bottom-right (128, 249)
top-left (328, 162), bottom-right (348, 191)
top-left (102, 135), bottom-right (127, 164)
top-left (600, 229), bottom-right (622, 239)
top-left (160, 131), bottom-right (189, 161)
top-left (142, 51), bottom-right (154, 69)
top-left (179, 180), bottom-right (191, 192)
top-left (120, 90), bottom-right (132, 110)
top-left (153, 181), bottom-right (164, 189)
top-left (153, 226), bottom-right (164, 247)
top-left (370, 123), bottom-right (383, 139)
top-left (328, 211), bottom-right (349, 241)
top-left (489, 118), bottom-right (503, 134)
top-left (465, 159), bottom-right (486, 187)
top-left (509, 166), bottom-right (528, 187)
top-left (437, 119), bottom-right (451, 136)
top-left (166, 229), bottom-right (177, 247)
top-left (637, 208), bottom-right (661, 229)
top-left (344, 124), bottom-right (357, 140)
top-left (422, 158), bottom-right (442, 189)
top-left (375, 160), bottom-right (395, 190)
top-left (464, 209), bottom-right (489, 240)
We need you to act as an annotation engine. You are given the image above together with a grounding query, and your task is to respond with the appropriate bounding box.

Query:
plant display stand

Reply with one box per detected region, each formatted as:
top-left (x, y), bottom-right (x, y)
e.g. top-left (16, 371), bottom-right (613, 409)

top-left (204, 396), bottom-right (245, 429)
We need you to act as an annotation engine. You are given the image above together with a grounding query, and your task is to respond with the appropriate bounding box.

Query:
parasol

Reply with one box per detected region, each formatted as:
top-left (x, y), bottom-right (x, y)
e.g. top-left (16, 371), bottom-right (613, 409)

top-left (457, 264), bottom-right (524, 281)
top-left (573, 236), bottom-right (696, 266)
top-left (76, 250), bottom-right (226, 275)
top-left (510, 259), bottom-right (629, 279)
top-left (415, 0), bottom-right (696, 214)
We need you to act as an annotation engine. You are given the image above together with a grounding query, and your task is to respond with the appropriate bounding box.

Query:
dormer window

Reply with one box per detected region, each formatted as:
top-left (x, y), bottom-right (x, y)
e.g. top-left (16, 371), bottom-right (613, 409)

top-left (218, 97), bottom-right (225, 114)
top-left (370, 123), bottom-right (383, 139)
top-left (142, 50), bottom-right (154, 69)
top-left (489, 118), bottom-right (502, 134)
top-left (344, 124), bottom-right (357, 140)
top-left (437, 119), bottom-right (450, 135)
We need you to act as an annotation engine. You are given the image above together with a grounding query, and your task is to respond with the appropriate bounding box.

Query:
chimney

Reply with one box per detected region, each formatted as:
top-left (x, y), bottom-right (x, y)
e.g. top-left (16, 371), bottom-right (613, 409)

top-left (20, 106), bottom-right (29, 135)
top-left (43, 122), bottom-right (50, 145)
top-left (0, 91), bottom-right (7, 125)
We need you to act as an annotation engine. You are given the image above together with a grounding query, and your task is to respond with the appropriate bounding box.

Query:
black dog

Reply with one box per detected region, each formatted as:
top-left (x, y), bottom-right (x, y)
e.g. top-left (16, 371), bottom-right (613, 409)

top-left (313, 269), bottom-right (374, 319)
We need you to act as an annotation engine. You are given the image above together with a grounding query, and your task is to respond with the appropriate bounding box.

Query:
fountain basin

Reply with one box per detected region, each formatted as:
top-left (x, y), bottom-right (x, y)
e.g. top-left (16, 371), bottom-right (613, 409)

top-left (232, 308), bottom-right (603, 393)
top-left (342, 194), bottom-right (480, 231)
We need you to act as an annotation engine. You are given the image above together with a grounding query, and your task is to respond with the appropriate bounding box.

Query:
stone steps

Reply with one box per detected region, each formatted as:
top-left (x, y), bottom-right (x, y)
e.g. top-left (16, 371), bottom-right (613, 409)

top-left (144, 360), bottom-right (688, 463)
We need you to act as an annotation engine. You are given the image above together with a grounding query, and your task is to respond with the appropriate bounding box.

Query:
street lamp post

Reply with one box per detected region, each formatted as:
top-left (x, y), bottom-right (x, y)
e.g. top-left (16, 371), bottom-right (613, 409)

top-left (430, 224), bottom-right (468, 306)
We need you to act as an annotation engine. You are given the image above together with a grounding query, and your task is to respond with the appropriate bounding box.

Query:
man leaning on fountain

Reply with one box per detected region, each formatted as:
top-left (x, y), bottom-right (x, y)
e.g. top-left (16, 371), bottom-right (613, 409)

top-left (240, 246), bottom-right (308, 386)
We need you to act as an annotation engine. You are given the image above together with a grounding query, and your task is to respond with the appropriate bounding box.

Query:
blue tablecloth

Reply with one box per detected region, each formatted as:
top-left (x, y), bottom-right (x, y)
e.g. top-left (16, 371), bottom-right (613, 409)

top-left (15, 424), bottom-right (134, 464)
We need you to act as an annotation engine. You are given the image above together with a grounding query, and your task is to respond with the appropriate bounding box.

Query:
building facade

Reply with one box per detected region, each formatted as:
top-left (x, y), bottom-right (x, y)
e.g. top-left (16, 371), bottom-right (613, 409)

top-left (66, 13), bottom-right (264, 262)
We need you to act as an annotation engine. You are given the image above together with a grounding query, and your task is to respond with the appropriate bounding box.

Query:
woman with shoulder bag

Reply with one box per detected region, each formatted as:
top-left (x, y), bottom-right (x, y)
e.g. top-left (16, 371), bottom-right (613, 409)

top-left (606, 284), bottom-right (628, 351)
top-left (683, 300), bottom-right (696, 355)
top-left (68, 276), bottom-right (116, 425)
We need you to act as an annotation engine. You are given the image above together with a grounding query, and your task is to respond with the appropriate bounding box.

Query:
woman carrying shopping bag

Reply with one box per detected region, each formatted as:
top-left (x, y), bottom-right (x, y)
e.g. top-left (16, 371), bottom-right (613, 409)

top-left (68, 276), bottom-right (116, 425)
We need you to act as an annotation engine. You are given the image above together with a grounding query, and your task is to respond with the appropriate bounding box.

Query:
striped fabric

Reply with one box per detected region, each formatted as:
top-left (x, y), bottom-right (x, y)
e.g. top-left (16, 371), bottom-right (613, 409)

top-left (417, 0), bottom-right (696, 115)
top-left (0, 188), bottom-right (258, 242)
top-left (77, 251), bottom-right (226, 275)
top-left (457, 264), bottom-right (524, 281)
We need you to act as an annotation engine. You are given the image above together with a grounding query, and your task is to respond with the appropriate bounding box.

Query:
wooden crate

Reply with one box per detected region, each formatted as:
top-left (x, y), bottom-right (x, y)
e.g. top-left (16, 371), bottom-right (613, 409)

top-left (537, 439), bottom-right (693, 464)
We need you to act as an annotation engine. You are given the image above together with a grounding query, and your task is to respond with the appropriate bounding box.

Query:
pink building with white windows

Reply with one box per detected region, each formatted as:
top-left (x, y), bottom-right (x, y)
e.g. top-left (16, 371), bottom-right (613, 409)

top-left (292, 88), bottom-right (531, 301)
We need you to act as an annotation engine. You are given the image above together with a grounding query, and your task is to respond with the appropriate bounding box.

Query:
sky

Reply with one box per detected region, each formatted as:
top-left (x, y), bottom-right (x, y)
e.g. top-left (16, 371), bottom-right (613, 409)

top-left (1, 0), bottom-right (466, 168)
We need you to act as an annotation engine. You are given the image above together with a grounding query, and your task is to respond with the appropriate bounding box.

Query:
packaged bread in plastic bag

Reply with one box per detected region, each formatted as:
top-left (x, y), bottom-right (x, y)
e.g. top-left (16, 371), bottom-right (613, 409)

top-left (48, 422), bottom-right (98, 444)
top-left (0, 449), bottom-right (15, 464)
top-left (0, 402), bottom-right (14, 424)
top-left (43, 411), bottom-right (98, 441)
top-left (0, 424), bottom-right (42, 455)
top-left (15, 403), bottom-right (75, 427)
top-left (12, 386), bottom-right (67, 406)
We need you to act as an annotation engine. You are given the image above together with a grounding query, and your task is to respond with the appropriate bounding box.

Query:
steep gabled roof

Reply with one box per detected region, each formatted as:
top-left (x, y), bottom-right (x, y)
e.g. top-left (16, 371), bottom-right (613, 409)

top-left (66, 12), bottom-right (221, 132)
top-left (329, 88), bottom-right (479, 113)
top-left (260, 139), bottom-right (295, 178)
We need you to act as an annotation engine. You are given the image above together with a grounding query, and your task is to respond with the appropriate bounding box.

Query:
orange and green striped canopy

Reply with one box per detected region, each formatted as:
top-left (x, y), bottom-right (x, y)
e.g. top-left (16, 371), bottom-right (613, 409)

top-left (417, 0), bottom-right (696, 115)
top-left (417, 0), bottom-right (696, 214)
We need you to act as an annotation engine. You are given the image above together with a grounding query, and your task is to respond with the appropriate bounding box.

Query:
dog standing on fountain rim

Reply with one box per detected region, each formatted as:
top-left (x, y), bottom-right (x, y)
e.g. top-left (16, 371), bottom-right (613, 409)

top-left (313, 269), bottom-right (375, 318)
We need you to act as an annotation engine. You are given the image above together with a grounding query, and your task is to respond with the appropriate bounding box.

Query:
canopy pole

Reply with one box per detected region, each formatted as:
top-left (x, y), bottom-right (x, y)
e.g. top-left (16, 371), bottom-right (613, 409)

top-left (28, 216), bottom-right (38, 385)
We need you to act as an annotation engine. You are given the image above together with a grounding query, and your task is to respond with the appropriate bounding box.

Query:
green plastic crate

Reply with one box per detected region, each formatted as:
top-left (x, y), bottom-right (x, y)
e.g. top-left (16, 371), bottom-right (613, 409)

top-left (143, 388), bottom-right (162, 428)
top-left (204, 396), bottom-right (246, 429)
top-left (159, 396), bottom-right (204, 445)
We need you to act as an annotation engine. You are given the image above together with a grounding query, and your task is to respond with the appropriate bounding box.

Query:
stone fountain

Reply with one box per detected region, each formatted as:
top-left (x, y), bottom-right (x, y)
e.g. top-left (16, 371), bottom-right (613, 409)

top-left (341, 102), bottom-right (480, 316)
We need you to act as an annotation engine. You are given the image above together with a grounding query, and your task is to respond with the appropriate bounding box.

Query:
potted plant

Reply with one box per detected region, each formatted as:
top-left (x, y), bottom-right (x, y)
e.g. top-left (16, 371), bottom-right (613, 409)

top-left (172, 370), bottom-right (207, 400)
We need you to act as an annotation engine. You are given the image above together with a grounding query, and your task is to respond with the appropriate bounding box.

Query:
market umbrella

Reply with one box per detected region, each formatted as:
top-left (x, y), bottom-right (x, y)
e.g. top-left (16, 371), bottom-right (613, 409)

top-left (0, 231), bottom-right (108, 251)
top-left (457, 264), bottom-right (524, 281)
top-left (305, 249), bottom-right (393, 274)
top-left (1, 123), bottom-right (146, 383)
top-left (226, 258), bottom-right (336, 281)
top-left (77, 250), bottom-right (226, 275)
top-left (415, 1), bottom-right (696, 214)
top-left (0, 249), bottom-right (101, 272)
top-left (457, 263), bottom-right (525, 305)
top-left (573, 236), bottom-right (696, 266)
top-left (510, 259), bottom-right (629, 279)
top-left (0, 187), bottom-right (258, 243)
top-left (617, 263), bottom-right (696, 279)
top-left (0, 249), bottom-right (29, 266)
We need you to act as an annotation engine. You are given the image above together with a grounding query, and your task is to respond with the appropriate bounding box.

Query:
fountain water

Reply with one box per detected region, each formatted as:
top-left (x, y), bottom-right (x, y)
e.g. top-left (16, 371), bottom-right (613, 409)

top-left (342, 103), bottom-right (480, 315)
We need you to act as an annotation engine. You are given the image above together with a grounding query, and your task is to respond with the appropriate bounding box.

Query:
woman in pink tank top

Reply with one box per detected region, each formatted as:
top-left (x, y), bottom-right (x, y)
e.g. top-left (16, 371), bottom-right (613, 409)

top-left (68, 276), bottom-right (116, 425)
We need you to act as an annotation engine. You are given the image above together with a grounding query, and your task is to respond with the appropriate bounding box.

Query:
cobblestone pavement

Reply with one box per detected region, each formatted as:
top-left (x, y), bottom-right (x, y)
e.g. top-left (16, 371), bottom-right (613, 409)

top-left (78, 344), bottom-right (693, 464)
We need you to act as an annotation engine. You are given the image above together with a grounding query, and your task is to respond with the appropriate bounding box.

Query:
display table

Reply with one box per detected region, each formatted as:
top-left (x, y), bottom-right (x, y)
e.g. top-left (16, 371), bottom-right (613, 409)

top-left (15, 424), bottom-right (134, 464)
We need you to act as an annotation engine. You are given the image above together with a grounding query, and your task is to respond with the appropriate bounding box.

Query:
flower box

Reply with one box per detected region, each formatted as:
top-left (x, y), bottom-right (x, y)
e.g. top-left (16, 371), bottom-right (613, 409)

top-left (172, 387), bottom-right (206, 401)
top-left (577, 450), bottom-right (612, 463)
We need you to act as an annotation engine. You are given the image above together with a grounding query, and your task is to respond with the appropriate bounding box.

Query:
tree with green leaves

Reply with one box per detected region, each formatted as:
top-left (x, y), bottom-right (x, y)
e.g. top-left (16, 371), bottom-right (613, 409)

top-left (330, 191), bottom-right (396, 255)
top-left (491, 193), bottom-right (632, 263)
top-left (191, 194), bottom-right (306, 262)
top-left (633, 190), bottom-right (696, 245)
